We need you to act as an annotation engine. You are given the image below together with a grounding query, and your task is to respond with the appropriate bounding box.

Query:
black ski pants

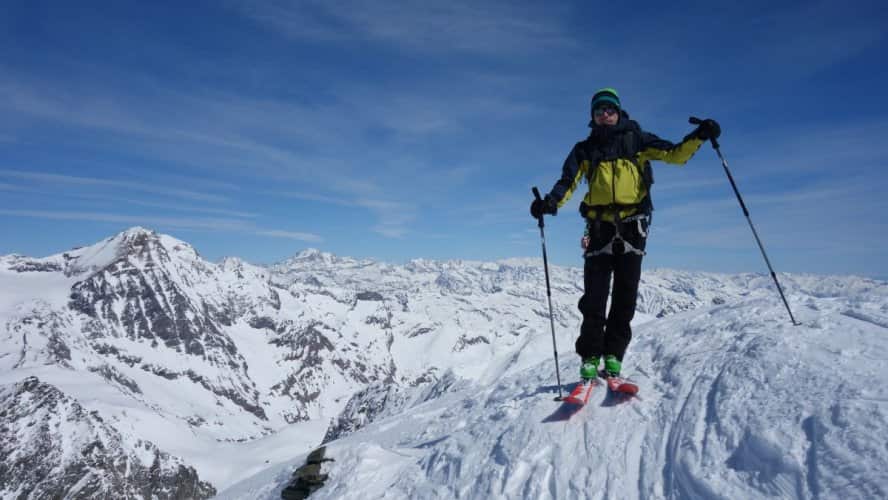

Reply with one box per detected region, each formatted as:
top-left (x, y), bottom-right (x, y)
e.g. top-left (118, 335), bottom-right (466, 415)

top-left (575, 219), bottom-right (646, 361)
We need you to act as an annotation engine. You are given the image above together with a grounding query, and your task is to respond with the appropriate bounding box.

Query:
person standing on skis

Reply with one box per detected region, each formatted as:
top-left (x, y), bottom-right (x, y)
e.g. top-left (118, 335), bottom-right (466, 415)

top-left (530, 88), bottom-right (720, 381)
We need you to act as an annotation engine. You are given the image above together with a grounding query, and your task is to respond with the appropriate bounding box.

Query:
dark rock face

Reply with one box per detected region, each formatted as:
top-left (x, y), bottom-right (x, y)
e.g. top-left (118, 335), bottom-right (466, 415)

top-left (323, 370), bottom-right (465, 444)
top-left (5, 256), bottom-right (63, 273)
top-left (355, 291), bottom-right (384, 302)
top-left (323, 383), bottom-right (407, 443)
top-left (63, 230), bottom-right (266, 421)
top-left (406, 326), bottom-right (435, 338)
top-left (88, 364), bottom-right (143, 394)
top-left (453, 335), bottom-right (490, 352)
top-left (249, 316), bottom-right (277, 331)
top-left (280, 446), bottom-right (334, 500)
top-left (268, 315), bottom-right (398, 424)
top-left (270, 323), bottom-right (337, 423)
top-left (6, 308), bottom-right (74, 369)
top-left (68, 258), bottom-right (229, 357)
top-left (0, 377), bottom-right (216, 500)
top-left (65, 231), bottom-right (227, 357)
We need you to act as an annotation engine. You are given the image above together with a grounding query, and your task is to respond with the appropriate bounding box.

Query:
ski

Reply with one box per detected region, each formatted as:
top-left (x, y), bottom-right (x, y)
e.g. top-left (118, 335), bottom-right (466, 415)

top-left (562, 378), bottom-right (597, 405)
top-left (542, 379), bottom-right (598, 422)
top-left (599, 371), bottom-right (639, 395)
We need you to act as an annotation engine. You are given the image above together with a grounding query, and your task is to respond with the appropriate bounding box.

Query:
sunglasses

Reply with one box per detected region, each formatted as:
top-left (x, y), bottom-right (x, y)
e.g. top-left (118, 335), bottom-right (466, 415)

top-left (593, 106), bottom-right (618, 118)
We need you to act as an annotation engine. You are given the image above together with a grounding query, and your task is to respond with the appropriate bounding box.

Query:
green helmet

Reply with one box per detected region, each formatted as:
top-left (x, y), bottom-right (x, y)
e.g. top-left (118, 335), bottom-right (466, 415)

top-left (590, 87), bottom-right (621, 112)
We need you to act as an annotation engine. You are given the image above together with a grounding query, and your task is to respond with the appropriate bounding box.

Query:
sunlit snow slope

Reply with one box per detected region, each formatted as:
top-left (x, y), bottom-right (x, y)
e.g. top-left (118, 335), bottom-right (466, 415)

top-left (219, 276), bottom-right (888, 500)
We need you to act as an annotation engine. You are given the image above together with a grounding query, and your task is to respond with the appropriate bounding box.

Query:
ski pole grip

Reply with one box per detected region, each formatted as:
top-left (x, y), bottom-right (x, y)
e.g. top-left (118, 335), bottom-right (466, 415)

top-left (688, 116), bottom-right (719, 149)
top-left (532, 187), bottom-right (544, 228)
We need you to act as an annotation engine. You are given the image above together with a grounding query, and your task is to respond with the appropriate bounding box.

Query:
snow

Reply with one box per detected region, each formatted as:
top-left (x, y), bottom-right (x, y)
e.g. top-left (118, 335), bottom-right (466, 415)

top-left (219, 277), bottom-right (888, 499)
top-left (3, 227), bottom-right (888, 498)
top-left (0, 269), bottom-right (74, 316)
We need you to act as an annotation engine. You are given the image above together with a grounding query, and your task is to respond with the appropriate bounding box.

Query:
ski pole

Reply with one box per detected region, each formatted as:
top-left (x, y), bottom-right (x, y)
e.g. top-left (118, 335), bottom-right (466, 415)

top-left (532, 187), bottom-right (565, 401)
top-left (690, 117), bottom-right (800, 326)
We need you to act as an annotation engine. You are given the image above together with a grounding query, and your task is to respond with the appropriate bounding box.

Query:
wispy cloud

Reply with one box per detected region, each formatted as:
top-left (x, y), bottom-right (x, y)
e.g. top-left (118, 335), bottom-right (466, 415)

top-left (0, 182), bottom-right (257, 218)
top-left (235, 0), bottom-right (571, 54)
top-left (0, 209), bottom-right (248, 230)
top-left (0, 208), bottom-right (321, 242)
top-left (254, 229), bottom-right (323, 242)
top-left (738, 1), bottom-right (885, 77)
top-left (614, 1), bottom-right (885, 90)
top-left (2, 1), bottom-right (885, 275)
top-left (507, 228), bottom-right (537, 245)
top-left (653, 173), bottom-right (888, 258)
top-left (331, 80), bottom-right (543, 140)
top-left (658, 176), bottom-right (881, 223)
top-left (0, 67), bottom-right (465, 237)
top-left (273, 190), bottom-right (416, 238)
top-left (726, 119), bottom-right (888, 180)
top-left (654, 176), bottom-right (726, 196)
top-left (0, 169), bottom-right (229, 203)
top-left (0, 71), bottom-right (338, 158)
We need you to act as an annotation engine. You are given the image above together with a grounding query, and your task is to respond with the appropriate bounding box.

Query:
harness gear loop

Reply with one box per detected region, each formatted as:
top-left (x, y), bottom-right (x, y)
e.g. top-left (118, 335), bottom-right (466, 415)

top-left (582, 213), bottom-right (649, 258)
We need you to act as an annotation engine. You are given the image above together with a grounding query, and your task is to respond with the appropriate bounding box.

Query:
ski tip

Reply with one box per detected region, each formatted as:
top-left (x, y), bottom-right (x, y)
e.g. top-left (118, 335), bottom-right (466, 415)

top-left (620, 385), bottom-right (639, 395)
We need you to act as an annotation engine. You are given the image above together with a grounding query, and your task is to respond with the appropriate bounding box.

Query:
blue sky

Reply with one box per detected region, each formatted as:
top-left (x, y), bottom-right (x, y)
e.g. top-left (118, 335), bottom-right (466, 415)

top-left (1, 0), bottom-right (887, 277)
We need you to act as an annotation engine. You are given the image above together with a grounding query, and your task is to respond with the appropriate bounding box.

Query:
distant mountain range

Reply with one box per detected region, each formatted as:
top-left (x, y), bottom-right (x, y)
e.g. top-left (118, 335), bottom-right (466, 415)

top-left (3, 227), bottom-right (881, 498)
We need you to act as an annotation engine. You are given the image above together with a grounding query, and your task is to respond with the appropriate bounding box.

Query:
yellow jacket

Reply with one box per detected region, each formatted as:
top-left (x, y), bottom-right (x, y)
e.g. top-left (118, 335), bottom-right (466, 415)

top-left (548, 111), bottom-right (703, 222)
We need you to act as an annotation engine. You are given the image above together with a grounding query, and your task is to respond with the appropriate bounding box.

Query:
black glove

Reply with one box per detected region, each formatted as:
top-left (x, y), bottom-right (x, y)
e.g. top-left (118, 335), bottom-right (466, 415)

top-left (530, 195), bottom-right (558, 219)
top-left (694, 118), bottom-right (721, 141)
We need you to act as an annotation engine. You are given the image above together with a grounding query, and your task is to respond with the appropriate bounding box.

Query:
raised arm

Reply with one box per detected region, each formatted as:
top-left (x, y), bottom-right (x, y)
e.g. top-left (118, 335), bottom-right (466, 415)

top-left (637, 118), bottom-right (721, 165)
top-left (548, 143), bottom-right (590, 208)
top-left (636, 131), bottom-right (704, 165)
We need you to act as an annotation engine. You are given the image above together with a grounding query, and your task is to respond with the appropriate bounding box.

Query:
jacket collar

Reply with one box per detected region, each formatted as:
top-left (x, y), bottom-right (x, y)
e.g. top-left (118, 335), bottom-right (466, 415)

top-left (589, 109), bottom-right (636, 143)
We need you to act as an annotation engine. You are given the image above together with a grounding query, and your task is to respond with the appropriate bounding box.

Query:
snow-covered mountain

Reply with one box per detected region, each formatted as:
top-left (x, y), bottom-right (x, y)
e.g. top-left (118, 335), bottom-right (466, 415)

top-left (2, 227), bottom-right (886, 498)
top-left (221, 273), bottom-right (888, 500)
top-left (0, 376), bottom-right (215, 499)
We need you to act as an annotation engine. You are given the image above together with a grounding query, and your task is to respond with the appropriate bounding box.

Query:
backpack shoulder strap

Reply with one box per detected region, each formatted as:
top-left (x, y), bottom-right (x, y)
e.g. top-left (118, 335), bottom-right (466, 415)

top-left (579, 138), bottom-right (604, 182)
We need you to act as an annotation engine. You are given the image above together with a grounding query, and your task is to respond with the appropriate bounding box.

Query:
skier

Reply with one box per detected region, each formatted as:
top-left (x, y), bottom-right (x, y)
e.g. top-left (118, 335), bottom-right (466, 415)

top-left (530, 88), bottom-right (720, 383)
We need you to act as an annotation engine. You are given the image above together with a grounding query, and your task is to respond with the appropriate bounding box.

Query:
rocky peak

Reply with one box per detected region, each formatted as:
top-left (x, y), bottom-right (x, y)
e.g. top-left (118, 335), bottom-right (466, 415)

top-left (0, 377), bottom-right (216, 499)
top-left (289, 248), bottom-right (337, 266)
top-left (275, 248), bottom-right (369, 271)
top-left (61, 226), bottom-right (200, 277)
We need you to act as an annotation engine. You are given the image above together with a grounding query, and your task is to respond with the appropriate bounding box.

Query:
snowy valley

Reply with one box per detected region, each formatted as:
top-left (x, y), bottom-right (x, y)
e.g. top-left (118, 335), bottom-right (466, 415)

top-left (1, 227), bottom-right (887, 499)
